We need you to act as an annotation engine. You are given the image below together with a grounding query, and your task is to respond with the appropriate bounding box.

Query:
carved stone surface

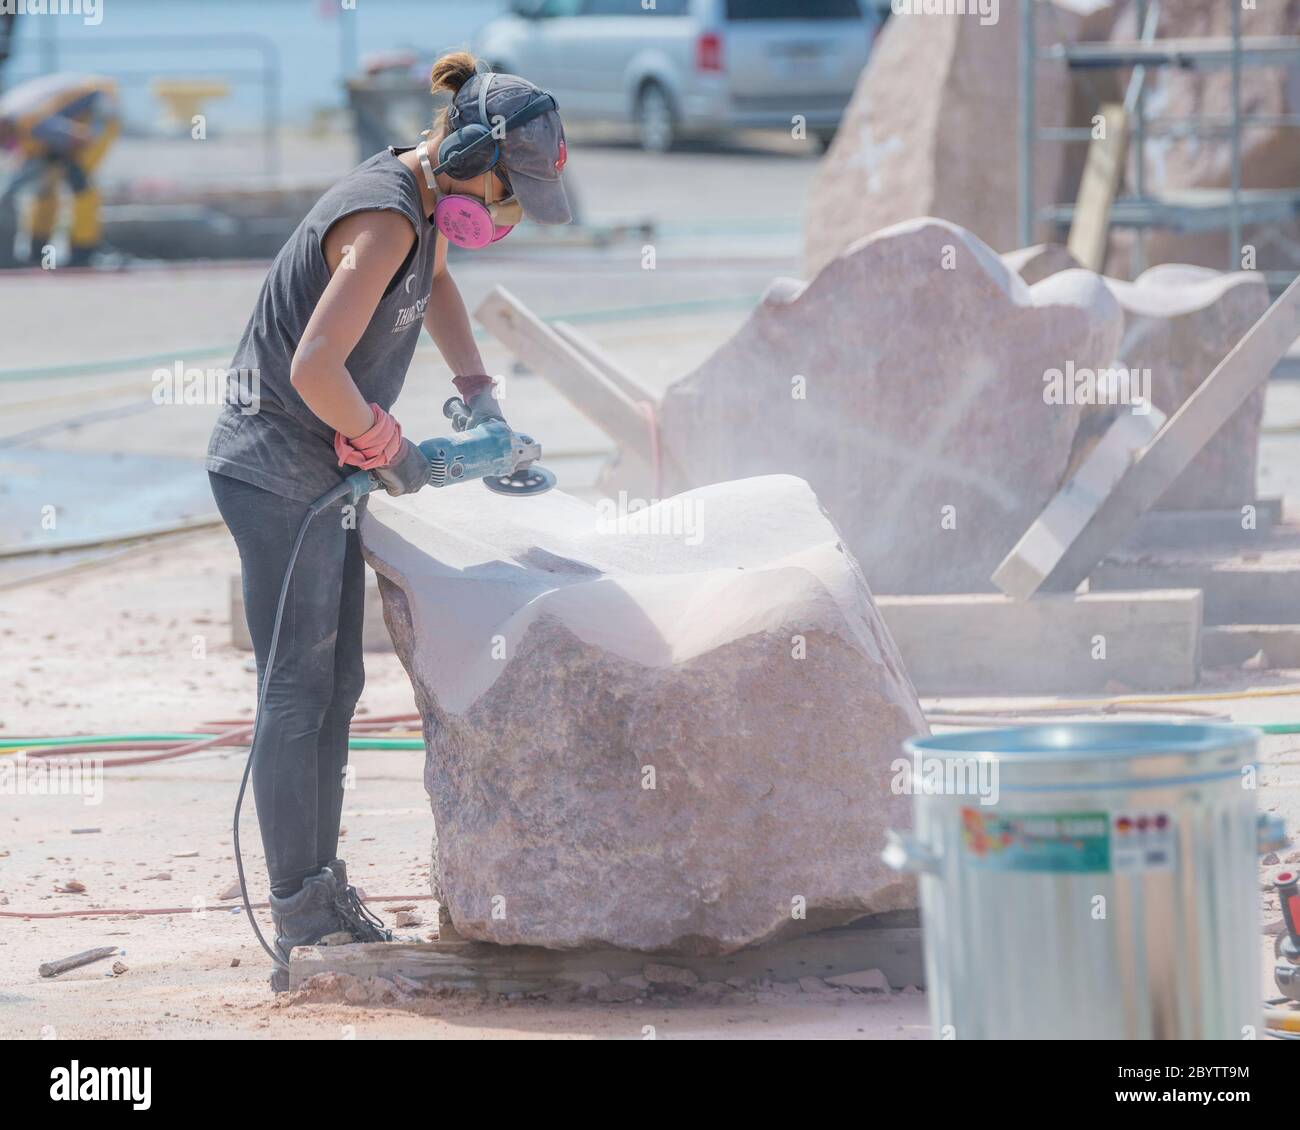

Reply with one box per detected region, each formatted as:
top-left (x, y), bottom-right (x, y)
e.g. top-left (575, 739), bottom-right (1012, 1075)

top-left (659, 218), bottom-right (1124, 593)
top-left (361, 474), bottom-right (926, 954)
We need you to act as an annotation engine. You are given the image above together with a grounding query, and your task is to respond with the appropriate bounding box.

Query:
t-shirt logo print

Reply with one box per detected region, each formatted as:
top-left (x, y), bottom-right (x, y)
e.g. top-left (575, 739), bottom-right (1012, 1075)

top-left (393, 274), bottom-right (429, 333)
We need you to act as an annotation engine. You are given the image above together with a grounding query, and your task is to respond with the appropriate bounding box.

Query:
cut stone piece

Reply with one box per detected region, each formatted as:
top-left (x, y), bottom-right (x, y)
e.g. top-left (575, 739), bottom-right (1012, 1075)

top-left (995, 276), bottom-right (1300, 596)
top-left (803, 0), bottom-right (1081, 278)
top-left (1099, 265), bottom-right (1271, 510)
top-left (878, 589), bottom-right (1202, 695)
top-left (995, 407), bottom-right (1166, 601)
top-left (1002, 244), bottom-right (1083, 286)
top-left (826, 968), bottom-right (891, 992)
top-left (360, 474), bottom-right (927, 955)
top-left (658, 217), bottom-right (1124, 594)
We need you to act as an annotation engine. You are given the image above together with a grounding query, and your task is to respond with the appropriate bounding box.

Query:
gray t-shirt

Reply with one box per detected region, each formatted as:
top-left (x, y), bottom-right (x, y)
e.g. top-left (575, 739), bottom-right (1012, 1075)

top-left (206, 148), bottom-right (438, 503)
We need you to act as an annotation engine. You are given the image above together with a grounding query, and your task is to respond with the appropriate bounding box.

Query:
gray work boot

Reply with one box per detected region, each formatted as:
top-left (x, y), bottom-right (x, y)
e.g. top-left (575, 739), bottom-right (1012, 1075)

top-left (324, 858), bottom-right (392, 943)
top-left (268, 867), bottom-right (348, 993)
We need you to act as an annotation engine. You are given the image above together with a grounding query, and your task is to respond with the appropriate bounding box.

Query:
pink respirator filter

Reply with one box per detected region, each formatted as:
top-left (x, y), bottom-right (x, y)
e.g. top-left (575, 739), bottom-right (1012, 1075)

top-left (434, 195), bottom-right (514, 250)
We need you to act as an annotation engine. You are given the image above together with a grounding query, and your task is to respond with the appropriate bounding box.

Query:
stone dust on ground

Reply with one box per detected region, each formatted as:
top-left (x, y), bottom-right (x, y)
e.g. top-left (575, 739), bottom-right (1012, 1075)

top-left (0, 528), bottom-right (927, 1039)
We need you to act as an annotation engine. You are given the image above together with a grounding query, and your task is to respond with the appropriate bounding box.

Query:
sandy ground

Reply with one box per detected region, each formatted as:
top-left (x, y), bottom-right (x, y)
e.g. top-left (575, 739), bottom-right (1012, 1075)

top-left (1, 524), bottom-right (1298, 1038)
top-left (0, 524), bottom-right (933, 1039)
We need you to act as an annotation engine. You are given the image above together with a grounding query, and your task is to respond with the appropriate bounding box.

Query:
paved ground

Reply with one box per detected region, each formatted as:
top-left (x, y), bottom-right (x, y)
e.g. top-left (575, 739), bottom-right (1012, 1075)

top-left (97, 122), bottom-right (822, 219)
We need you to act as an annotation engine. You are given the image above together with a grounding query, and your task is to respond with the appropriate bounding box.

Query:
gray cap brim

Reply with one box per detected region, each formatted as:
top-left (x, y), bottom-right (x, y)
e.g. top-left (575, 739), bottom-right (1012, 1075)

top-left (508, 167), bottom-right (572, 225)
top-left (454, 72), bottom-right (573, 226)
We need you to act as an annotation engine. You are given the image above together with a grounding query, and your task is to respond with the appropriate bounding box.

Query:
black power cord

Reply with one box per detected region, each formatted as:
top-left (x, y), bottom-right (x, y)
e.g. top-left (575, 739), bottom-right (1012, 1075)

top-left (232, 478), bottom-right (355, 971)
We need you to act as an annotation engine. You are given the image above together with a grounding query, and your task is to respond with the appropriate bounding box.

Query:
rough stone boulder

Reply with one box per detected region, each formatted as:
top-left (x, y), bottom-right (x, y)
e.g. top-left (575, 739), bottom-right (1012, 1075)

top-left (803, 0), bottom-right (1103, 278)
top-left (1099, 264), bottom-right (1271, 510)
top-left (657, 218), bottom-right (1124, 594)
top-left (360, 474), bottom-right (926, 955)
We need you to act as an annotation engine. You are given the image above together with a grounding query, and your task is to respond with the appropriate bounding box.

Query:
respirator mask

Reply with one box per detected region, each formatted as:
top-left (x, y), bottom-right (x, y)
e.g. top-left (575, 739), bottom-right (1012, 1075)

top-left (417, 72), bottom-right (557, 251)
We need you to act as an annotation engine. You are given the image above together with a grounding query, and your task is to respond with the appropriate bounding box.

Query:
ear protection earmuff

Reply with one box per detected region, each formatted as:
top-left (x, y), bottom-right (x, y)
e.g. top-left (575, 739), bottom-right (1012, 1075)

top-left (416, 72), bottom-right (558, 250)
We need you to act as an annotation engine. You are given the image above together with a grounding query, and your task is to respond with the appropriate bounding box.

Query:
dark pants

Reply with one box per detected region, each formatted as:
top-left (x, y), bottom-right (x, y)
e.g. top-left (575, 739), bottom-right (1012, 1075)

top-left (209, 471), bottom-right (367, 898)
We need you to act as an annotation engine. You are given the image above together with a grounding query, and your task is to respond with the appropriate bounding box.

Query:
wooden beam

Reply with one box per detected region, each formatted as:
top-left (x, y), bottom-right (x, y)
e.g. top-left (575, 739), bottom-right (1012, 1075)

top-left (1068, 103), bottom-right (1129, 272)
top-left (994, 275), bottom-right (1300, 596)
top-left (993, 408), bottom-right (1165, 599)
top-left (877, 589), bottom-right (1202, 694)
top-left (475, 286), bottom-right (653, 462)
top-left (551, 321), bottom-right (658, 407)
top-left (289, 912), bottom-right (925, 994)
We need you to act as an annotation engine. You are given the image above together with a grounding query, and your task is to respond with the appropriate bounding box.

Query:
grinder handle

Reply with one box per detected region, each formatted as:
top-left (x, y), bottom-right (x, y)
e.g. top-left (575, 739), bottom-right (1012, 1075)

top-left (344, 468), bottom-right (377, 504)
top-left (443, 396), bottom-right (471, 433)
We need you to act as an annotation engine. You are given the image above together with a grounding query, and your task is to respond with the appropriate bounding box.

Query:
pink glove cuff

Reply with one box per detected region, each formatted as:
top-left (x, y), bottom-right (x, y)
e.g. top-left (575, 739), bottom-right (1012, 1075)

top-left (452, 374), bottom-right (495, 401)
top-left (334, 404), bottom-right (403, 470)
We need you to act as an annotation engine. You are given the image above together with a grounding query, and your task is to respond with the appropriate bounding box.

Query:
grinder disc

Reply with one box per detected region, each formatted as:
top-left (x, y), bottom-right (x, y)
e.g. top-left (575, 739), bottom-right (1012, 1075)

top-left (482, 465), bottom-right (557, 496)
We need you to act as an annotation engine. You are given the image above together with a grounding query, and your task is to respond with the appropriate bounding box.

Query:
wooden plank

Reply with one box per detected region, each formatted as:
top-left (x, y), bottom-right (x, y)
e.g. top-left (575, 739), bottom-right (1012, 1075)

top-left (1068, 103), bottom-right (1129, 272)
top-left (289, 912), bottom-right (925, 994)
top-left (551, 321), bottom-right (657, 406)
top-left (475, 286), bottom-right (653, 462)
top-left (877, 589), bottom-right (1202, 694)
top-left (993, 408), bottom-right (1165, 600)
top-left (994, 275), bottom-right (1300, 597)
top-left (549, 322), bottom-right (660, 497)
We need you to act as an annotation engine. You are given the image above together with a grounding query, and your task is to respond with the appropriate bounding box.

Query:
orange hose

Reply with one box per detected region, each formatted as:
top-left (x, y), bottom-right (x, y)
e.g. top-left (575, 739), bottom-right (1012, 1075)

top-left (27, 724), bottom-right (255, 769)
top-left (21, 715), bottom-right (424, 769)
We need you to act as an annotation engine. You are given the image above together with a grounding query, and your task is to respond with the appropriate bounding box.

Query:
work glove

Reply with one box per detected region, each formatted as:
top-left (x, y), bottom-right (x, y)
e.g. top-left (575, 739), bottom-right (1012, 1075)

top-left (334, 403), bottom-right (402, 470)
top-left (451, 375), bottom-right (507, 431)
top-left (466, 387), bottom-right (506, 430)
top-left (373, 438), bottom-right (432, 497)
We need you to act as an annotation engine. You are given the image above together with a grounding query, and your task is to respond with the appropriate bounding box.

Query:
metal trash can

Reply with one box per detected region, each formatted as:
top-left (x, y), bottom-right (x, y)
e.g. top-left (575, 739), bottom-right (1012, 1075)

top-left (885, 722), bottom-right (1260, 1040)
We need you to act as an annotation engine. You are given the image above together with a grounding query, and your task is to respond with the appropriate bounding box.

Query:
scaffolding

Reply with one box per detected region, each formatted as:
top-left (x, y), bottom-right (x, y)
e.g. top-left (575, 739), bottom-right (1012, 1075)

top-left (1019, 0), bottom-right (1300, 291)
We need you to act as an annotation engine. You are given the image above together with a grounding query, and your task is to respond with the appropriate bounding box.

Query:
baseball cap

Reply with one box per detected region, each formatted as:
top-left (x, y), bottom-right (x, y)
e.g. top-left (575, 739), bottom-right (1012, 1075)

top-left (449, 71), bottom-right (572, 226)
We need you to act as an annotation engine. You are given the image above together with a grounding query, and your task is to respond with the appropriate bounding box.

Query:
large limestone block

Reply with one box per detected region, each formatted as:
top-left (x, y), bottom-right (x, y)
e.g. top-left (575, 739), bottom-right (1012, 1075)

top-left (658, 218), bottom-right (1124, 594)
top-left (1100, 264), bottom-right (1271, 509)
top-left (803, 0), bottom-right (1086, 278)
top-left (360, 474), bottom-right (927, 955)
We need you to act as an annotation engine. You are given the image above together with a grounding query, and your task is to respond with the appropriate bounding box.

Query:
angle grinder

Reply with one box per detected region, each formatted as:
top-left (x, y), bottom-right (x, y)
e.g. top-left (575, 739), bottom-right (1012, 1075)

top-left (341, 396), bottom-right (556, 503)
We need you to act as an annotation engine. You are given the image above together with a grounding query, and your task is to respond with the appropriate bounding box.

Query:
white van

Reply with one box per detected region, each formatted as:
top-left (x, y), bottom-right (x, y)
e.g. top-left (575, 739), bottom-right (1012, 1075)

top-left (475, 0), bottom-right (880, 151)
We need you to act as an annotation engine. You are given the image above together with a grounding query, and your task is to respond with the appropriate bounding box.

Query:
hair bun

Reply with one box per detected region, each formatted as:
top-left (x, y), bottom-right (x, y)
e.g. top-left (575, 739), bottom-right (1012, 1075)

top-left (429, 51), bottom-right (478, 98)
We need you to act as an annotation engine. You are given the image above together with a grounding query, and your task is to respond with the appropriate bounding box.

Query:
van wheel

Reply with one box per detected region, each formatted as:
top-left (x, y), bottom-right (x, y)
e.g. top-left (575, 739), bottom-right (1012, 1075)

top-left (814, 128), bottom-right (837, 152)
top-left (636, 83), bottom-right (676, 153)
